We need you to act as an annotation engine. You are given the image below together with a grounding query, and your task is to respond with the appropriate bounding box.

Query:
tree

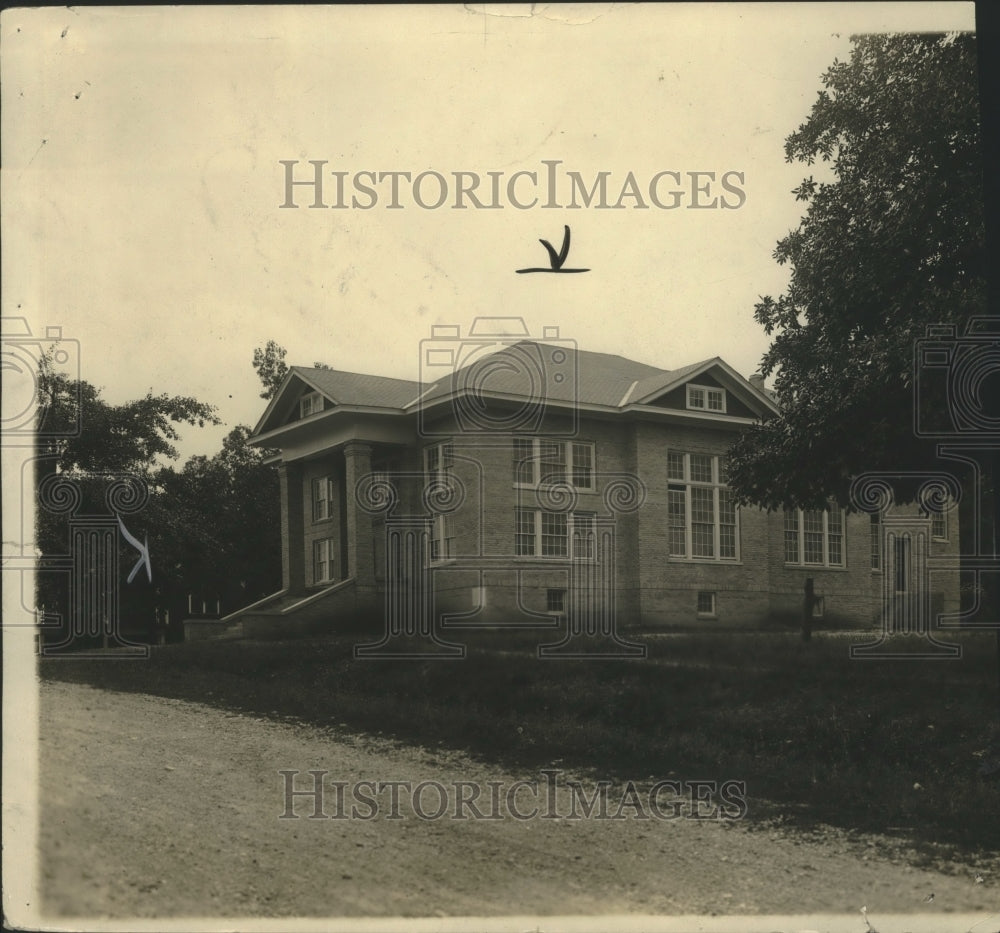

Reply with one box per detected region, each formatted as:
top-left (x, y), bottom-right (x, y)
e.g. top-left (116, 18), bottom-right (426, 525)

top-left (726, 33), bottom-right (999, 711)
top-left (252, 340), bottom-right (289, 400)
top-left (33, 363), bottom-right (221, 645)
top-left (252, 341), bottom-right (333, 400)
top-left (727, 33), bottom-right (985, 509)
top-left (144, 425), bottom-right (281, 620)
top-left (37, 359), bottom-right (219, 475)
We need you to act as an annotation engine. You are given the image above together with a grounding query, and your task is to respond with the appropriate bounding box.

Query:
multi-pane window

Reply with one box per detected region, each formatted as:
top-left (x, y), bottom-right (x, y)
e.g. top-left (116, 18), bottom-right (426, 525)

top-left (784, 508), bottom-right (845, 567)
top-left (515, 510), bottom-right (596, 559)
top-left (667, 452), bottom-right (738, 560)
top-left (512, 438), bottom-right (595, 491)
top-left (870, 514), bottom-right (882, 570)
top-left (515, 508), bottom-right (537, 556)
top-left (424, 442), bottom-right (454, 479)
top-left (547, 589), bottom-right (566, 614)
top-left (686, 384), bottom-right (726, 413)
top-left (312, 476), bottom-right (335, 521)
top-left (424, 445), bottom-right (455, 560)
top-left (300, 392), bottom-right (323, 418)
top-left (541, 511), bottom-right (568, 556)
top-left (931, 512), bottom-right (947, 540)
top-left (571, 512), bottom-right (596, 560)
top-left (925, 499), bottom-right (950, 541)
top-left (313, 537), bottom-right (336, 584)
top-left (430, 515), bottom-right (453, 562)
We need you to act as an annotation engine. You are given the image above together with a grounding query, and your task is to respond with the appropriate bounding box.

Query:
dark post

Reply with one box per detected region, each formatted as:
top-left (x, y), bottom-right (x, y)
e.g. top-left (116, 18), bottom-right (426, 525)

top-left (802, 577), bottom-right (815, 642)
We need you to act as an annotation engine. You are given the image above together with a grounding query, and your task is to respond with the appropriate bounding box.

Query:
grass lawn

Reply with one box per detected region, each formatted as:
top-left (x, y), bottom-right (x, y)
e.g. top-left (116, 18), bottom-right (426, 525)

top-left (41, 626), bottom-right (1000, 859)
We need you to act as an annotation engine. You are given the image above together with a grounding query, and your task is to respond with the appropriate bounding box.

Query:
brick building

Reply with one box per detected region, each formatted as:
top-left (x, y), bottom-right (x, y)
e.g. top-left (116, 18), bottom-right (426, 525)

top-left (204, 331), bottom-right (960, 640)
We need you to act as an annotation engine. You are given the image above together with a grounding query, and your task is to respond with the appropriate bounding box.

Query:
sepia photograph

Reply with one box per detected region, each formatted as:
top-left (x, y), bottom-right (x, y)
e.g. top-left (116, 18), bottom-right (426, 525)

top-left (2, 4), bottom-right (997, 931)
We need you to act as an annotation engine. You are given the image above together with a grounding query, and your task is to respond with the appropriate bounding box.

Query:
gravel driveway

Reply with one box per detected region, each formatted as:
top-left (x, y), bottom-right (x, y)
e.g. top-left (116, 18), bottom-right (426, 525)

top-left (37, 681), bottom-right (998, 925)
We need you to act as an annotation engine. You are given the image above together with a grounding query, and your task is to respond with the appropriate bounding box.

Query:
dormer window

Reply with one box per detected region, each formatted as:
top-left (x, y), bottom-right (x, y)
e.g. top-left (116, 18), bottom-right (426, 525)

top-left (687, 384), bottom-right (726, 413)
top-left (300, 392), bottom-right (323, 418)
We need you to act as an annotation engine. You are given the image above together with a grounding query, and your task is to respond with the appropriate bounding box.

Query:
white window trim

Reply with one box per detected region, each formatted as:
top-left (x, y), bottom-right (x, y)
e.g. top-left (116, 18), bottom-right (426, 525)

top-left (667, 452), bottom-right (740, 562)
top-left (931, 513), bottom-right (948, 541)
top-left (423, 444), bottom-right (456, 564)
top-left (312, 475), bottom-right (335, 522)
top-left (300, 391), bottom-right (323, 418)
top-left (686, 383), bottom-right (727, 413)
top-left (925, 504), bottom-right (949, 541)
top-left (515, 509), bottom-right (597, 560)
top-left (513, 438), bottom-right (596, 492)
top-left (870, 514), bottom-right (882, 573)
top-left (696, 591), bottom-right (717, 618)
top-left (429, 514), bottom-right (454, 564)
top-left (312, 537), bottom-right (336, 584)
top-left (546, 588), bottom-right (567, 616)
top-left (784, 508), bottom-right (846, 568)
top-left (423, 442), bottom-right (454, 480)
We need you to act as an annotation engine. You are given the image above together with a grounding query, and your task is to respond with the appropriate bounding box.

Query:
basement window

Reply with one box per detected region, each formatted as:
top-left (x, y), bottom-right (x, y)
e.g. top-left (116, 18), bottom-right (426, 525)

top-left (546, 589), bottom-right (566, 615)
top-left (696, 591), bottom-right (717, 618)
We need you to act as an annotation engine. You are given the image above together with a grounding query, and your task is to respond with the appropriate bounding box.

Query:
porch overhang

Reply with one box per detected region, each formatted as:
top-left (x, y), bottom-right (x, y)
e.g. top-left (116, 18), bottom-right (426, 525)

top-left (251, 410), bottom-right (417, 462)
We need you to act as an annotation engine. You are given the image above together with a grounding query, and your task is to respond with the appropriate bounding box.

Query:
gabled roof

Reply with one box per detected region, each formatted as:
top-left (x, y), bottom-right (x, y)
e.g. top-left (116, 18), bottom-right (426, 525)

top-left (251, 341), bottom-right (777, 440)
top-left (293, 367), bottom-right (420, 409)
top-left (628, 359), bottom-right (716, 405)
top-left (412, 342), bottom-right (668, 410)
top-left (252, 367), bottom-right (420, 436)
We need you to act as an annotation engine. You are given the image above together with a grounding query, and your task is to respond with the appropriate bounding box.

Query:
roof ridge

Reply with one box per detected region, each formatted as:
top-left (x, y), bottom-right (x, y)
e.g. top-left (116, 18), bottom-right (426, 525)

top-left (449, 339), bottom-right (673, 376)
top-left (292, 364), bottom-right (420, 386)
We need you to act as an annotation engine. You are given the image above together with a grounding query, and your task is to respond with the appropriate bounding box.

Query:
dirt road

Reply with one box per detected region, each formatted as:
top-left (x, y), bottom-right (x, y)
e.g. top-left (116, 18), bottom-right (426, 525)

top-left (37, 681), bottom-right (997, 921)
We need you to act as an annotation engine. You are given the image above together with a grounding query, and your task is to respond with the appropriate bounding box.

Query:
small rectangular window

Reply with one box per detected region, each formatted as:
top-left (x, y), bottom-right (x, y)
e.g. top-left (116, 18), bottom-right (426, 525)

top-left (312, 538), bottom-right (336, 584)
top-left (312, 476), bottom-right (334, 522)
top-left (547, 589), bottom-right (566, 614)
top-left (687, 383), bottom-right (727, 413)
top-left (424, 442), bottom-right (453, 479)
top-left (931, 511), bottom-right (947, 540)
top-left (697, 591), bottom-right (716, 617)
top-left (430, 515), bottom-right (453, 562)
top-left (300, 392), bottom-right (323, 418)
top-left (870, 514), bottom-right (881, 571)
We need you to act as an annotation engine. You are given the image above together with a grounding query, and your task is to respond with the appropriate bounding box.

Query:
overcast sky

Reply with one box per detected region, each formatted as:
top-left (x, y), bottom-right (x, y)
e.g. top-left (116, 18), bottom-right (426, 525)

top-left (2, 3), bottom-right (977, 461)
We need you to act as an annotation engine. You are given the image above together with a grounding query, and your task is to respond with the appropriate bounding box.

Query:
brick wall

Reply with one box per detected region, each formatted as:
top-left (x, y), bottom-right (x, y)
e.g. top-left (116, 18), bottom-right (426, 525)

top-left (273, 408), bottom-right (962, 633)
top-left (300, 454), bottom-right (343, 588)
